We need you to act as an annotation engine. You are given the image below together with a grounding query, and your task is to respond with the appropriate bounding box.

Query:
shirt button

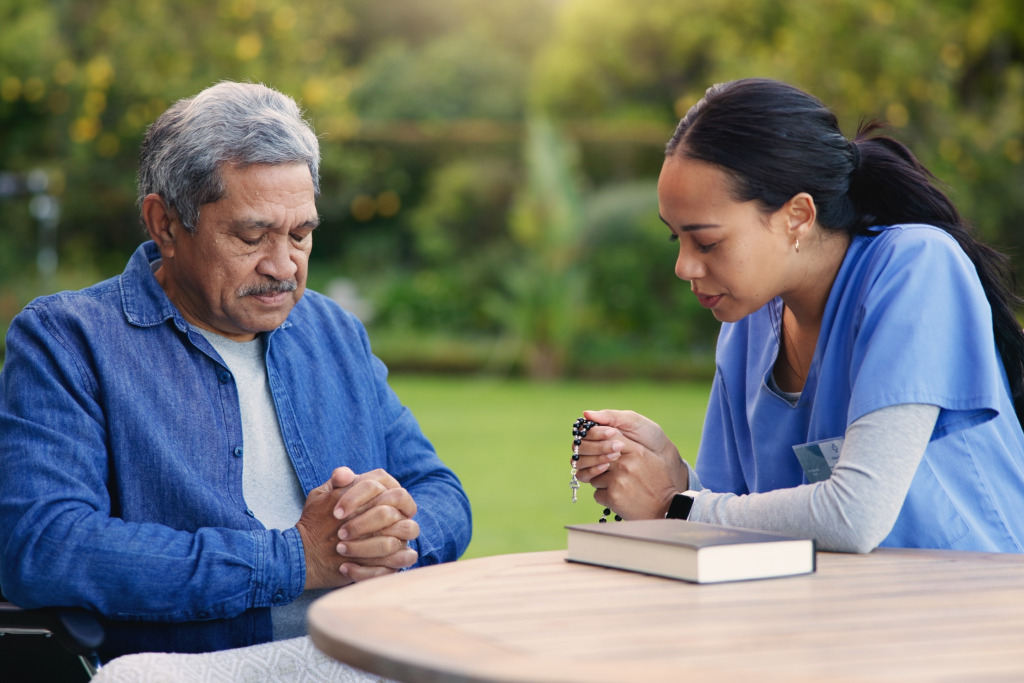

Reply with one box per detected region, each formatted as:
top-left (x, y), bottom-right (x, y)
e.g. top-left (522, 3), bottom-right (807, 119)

top-left (233, 446), bottom-right (243, 458)
top-left (218, 370), bottom-right (231, 383)
top-left (245, 508), bottom-right (255, 518)
top-left (271, 590), bottom-right (285, 604)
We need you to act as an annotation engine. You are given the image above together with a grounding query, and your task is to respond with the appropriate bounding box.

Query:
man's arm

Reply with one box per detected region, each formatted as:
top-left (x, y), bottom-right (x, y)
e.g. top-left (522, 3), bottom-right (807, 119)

top-left (374, 374), bottom-right (473, 567)
top-left (0, 306), bottom-right (305, 621)
top-left (342, 325), bottom-right (472, 568)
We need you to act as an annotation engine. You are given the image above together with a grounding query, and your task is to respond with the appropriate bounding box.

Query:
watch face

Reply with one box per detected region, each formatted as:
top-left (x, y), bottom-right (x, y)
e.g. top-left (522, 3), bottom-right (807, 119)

top-left (667, 493), bottom-right (695, 520)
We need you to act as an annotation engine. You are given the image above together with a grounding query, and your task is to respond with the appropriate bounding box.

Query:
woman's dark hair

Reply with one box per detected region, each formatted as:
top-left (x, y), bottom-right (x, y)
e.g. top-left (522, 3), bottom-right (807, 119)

top-left (667, 77), bottom-right (1024, 423)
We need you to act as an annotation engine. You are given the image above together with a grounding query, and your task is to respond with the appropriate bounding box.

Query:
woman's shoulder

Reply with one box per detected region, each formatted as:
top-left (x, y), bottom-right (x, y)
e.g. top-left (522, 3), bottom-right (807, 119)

top-left (857, 223), bottom-right (962, 256)
top-left (839, 223), bottom-right (988, 324)
top-left (851, 224), bottom-right (972, 279)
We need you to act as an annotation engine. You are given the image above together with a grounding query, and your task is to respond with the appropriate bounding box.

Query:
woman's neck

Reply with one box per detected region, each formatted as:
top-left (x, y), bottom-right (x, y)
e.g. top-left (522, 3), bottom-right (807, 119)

top-left (774, 231), bottom-right (851, 392)
top-left (780, 230), bottom-right (851, 327)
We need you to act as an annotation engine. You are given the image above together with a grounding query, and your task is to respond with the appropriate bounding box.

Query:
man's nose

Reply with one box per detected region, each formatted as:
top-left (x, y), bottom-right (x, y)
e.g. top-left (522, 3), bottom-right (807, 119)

top-left (257, 237), bottom-right (298, 281)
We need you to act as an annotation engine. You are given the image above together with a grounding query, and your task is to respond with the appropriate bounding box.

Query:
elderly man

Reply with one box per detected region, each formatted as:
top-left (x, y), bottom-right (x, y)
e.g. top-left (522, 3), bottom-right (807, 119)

top-left (0, 82), bottom-right (471, 662)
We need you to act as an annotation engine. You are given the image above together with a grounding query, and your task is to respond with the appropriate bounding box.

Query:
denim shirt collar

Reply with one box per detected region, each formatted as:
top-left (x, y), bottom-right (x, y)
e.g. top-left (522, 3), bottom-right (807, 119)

top-left (119, 241), bottom-right (188, 331)
top-left (118, 240), bottom-right (292, 337)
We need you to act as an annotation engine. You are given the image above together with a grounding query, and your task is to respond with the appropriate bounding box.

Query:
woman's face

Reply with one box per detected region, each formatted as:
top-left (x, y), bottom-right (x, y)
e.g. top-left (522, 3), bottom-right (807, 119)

top-left (657, 154), bottom-right (796, 323)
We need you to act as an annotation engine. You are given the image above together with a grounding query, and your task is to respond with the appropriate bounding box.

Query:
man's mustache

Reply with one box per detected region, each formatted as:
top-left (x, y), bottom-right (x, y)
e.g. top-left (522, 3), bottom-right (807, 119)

top-left (237, 279), bottom-right (298, 297)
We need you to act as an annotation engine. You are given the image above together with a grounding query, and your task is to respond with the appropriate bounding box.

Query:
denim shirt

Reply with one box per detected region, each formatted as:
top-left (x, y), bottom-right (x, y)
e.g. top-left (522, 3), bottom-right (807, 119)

top-left (0, 241), bottom-right (472, 659)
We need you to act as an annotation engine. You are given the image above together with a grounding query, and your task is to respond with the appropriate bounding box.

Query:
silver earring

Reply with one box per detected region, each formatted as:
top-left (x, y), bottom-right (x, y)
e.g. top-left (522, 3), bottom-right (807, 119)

top-left (795, 239), bottom-right (800, 253)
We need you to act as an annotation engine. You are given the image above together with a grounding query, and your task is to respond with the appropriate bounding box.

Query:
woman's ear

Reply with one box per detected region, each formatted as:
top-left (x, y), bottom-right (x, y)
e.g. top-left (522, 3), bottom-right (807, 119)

top-left (141, 194), bottom-right (177, 255)
top-left (784, 192), bottom-right (817, 241)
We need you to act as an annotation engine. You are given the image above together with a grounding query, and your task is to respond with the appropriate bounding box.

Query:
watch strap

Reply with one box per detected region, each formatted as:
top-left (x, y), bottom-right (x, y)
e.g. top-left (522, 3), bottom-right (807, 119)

top-left (665, 491), bottom-right (697, 520)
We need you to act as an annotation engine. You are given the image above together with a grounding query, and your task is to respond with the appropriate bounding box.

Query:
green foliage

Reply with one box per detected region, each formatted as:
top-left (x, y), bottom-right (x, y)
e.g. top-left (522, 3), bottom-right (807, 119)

top-left (366, 159), bottom-right (519, 335)
top-left (2, 0), bottom-right (1024, 375)
top-left (576, 180), bottom-right (721, 356)
top-left (531, 0), bottom-right (1024, 252)
top-left (351, 34), bottom-right (527, 121)
top-left (411, 159), bottom-right (520, 263)
top-left (0, 0), bottom-right (356, 271)
top-left (500, 117), bottom-right (589, 377)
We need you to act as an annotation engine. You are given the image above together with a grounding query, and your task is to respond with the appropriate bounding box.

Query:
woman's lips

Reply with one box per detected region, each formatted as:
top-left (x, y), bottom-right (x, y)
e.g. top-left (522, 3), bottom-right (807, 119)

top-left (695, 292), bottom-right (723, 309)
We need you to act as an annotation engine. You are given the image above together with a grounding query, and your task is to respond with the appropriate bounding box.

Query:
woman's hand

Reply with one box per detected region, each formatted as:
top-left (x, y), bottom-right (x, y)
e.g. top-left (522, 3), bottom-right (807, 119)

top-left (573, 409), bottom-right (689, 520)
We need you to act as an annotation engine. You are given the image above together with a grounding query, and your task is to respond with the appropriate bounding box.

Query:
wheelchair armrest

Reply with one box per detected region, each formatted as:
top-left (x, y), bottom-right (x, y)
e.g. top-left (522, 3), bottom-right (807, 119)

top-left (0, 600), bottom-right (105, 656)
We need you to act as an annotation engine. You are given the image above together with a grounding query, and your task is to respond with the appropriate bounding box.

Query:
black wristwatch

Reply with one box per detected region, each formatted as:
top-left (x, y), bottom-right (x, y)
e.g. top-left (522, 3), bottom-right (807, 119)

top-left (665, 491), bottom-right (697, 520)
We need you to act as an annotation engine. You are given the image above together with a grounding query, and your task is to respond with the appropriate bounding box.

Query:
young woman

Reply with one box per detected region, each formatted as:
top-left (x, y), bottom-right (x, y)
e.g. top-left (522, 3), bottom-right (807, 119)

top-left (573, 78), bottom-right (1024, 553)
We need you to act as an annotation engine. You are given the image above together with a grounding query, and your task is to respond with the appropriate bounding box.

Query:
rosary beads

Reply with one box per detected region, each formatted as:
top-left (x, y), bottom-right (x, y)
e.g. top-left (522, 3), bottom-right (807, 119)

top-left (572, 417), bottom-right (623, 523)
top-left (600, 508), bottom-right (623, 524)
top-left (570, 417), bottom-right (594, 503)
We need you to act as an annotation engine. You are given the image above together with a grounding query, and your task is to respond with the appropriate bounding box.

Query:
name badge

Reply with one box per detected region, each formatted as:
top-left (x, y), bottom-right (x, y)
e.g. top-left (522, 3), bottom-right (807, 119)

top-left (792, 437), bottom-right (844, 483)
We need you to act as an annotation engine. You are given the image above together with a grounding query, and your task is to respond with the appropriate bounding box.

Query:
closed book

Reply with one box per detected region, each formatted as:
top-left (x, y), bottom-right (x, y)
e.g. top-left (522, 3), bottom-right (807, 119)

top-left (566, 519), bottom-right (816, 583)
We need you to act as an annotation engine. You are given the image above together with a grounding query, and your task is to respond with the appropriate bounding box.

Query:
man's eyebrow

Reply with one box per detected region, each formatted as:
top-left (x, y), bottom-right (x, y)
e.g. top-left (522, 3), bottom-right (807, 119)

top-left (658, 214), bottom-right (719, 232)
top-left (232, 219), bottom-right (273, 231)
top-left (232, 216), bottom-right (321, 230)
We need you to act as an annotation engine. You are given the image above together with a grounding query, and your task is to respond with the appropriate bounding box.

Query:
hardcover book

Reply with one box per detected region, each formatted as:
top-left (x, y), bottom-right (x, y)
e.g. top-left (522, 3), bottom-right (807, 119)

top-left (566, 519), bottom-right (816, 583)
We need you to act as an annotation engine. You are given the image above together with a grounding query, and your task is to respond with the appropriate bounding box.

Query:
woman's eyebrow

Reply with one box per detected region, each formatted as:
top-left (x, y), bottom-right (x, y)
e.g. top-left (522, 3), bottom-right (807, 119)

top-left (658, 214), bottom-right (720, 232)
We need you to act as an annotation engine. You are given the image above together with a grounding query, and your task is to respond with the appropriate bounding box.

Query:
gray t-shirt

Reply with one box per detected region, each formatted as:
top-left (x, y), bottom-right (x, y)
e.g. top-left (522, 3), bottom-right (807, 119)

top-left (196, 327), bottom-right (328, 639)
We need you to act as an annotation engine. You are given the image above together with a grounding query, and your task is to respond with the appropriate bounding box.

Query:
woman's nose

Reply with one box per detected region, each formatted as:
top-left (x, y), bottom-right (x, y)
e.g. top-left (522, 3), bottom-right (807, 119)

top-left (674, 244), bottom-right (704, 282)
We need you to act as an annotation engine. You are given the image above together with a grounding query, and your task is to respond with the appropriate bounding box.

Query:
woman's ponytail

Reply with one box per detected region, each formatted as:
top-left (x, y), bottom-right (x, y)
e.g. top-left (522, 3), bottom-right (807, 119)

top-left (848, 122), bottom-right (1024, 423)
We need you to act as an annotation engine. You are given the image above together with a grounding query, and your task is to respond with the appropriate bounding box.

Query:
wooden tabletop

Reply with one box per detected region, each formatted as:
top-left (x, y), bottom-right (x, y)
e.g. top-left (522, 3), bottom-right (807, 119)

top-left (308, 548), bottom-right (1024, 682)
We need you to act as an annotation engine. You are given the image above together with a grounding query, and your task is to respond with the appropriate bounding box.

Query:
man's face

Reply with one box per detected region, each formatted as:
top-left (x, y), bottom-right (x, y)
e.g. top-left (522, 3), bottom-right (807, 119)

top-left (155, 162), bottom-right (319, 341)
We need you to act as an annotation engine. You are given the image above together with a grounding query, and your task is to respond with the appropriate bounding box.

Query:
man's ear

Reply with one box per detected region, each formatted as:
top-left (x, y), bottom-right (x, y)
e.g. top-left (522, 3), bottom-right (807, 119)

top-left (141, 194), bottom-right (178, 255)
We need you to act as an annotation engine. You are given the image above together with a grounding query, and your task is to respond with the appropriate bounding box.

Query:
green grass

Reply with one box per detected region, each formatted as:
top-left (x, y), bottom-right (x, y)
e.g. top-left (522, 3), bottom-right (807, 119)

top-left (388, 374), bottom-right (711, 559)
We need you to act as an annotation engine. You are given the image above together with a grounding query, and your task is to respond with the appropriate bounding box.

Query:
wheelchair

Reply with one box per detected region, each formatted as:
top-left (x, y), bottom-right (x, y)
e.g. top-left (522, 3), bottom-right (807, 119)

top-left (0, 586), bottom-right (104, 681)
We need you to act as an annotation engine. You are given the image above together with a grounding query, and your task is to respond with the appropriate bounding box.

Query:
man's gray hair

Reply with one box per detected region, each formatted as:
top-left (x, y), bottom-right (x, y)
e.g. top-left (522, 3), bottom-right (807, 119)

top-left (137, 81), bottom-right (321, 233)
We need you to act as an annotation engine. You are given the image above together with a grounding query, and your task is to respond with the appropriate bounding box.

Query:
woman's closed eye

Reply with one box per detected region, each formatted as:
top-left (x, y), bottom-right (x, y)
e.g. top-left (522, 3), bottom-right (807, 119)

top-left (669, 232), bottom-right (716, 254)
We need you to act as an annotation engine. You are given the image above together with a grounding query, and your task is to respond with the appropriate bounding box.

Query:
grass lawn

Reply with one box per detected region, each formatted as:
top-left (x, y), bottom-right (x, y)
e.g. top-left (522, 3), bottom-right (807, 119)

top-left (388, 374), bottom-right (711, 560)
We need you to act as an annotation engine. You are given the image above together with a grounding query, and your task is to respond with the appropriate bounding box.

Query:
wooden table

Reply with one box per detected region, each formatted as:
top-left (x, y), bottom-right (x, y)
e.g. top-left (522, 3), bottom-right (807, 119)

top-left (308, 548), bottom-right (1024, 682)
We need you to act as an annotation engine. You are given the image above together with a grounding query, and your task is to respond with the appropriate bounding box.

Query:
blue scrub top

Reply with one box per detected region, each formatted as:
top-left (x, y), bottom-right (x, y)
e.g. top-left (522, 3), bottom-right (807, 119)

top-left (697, 224), bottom-right (1024, 552)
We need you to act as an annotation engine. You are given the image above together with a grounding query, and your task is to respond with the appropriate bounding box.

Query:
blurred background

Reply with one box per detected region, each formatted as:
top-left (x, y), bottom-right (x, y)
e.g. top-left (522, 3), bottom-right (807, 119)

top-left (2, 0), bottom-right (1023, 556)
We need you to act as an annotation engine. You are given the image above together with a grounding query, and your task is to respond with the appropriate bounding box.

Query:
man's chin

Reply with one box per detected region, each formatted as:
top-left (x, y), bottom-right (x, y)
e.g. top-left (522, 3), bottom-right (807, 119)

top-left (236, 304), bottom-right (297, 334)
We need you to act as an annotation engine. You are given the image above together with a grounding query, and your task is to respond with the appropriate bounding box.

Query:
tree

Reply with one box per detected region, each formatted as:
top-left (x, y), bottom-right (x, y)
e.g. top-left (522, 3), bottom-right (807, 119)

top-left (530, 0), bottom-right (1024, 257)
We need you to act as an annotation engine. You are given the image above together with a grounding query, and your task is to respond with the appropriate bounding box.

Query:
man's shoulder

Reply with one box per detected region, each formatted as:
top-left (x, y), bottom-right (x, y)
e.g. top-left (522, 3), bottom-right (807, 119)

top-left (271, 291), bottom-right (379, 369)
top-left (280, 290), bottom-right (371, 350)
top-left (290, 289), bottom-right (364, 329)
top-left (21, 274), bottom-right (122, 321)
top-left (5, 275), bottom-right (135, 371)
